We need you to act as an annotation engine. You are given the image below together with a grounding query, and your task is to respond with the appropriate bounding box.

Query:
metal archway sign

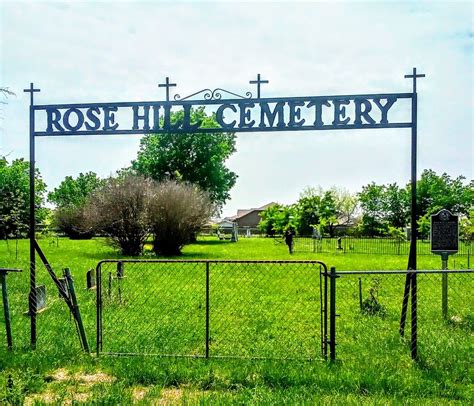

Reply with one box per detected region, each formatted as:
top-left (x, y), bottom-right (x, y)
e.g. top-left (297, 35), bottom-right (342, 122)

top-left (25, 69), bottom-right (425, 357)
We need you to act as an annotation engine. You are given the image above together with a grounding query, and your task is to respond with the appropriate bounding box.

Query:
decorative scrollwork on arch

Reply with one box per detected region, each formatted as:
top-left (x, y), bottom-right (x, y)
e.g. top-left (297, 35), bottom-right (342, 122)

top-left (174, 88), bottom-right (253, 101)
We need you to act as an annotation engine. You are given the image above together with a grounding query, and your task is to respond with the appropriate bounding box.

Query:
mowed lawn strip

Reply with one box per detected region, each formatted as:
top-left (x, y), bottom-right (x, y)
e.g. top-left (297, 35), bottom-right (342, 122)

top-left (0, 237), bottom-right (472, 404)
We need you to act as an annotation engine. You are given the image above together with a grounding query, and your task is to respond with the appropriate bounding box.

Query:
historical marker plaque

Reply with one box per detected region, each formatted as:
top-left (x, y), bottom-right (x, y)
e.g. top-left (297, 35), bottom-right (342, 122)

top-left (431, 209), bottom-right (458, 254)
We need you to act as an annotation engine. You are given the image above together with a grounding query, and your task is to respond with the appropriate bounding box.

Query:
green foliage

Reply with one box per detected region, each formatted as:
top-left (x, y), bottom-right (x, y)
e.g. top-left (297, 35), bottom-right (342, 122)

top-left (361, 277), bottom-right (387, 317)
top-left (387, 226), bottom-right (406, 241)
top-left (0, 157), bottom-right (47, 238)
top-left (48, 172), bottom-right (103, 239)
top-left (357, 183), bottom-right (388, 236)
top-left (48, 172), bottom-right (103, 208)
top-left (459, 209), bottom-right (474, 241)
top-left (132, 107), bottom-right (237, 209)
top-left (415, 169), bottom-right (473, 217)
top-left (417, 213), bottom-right (431, 240)
top-left (258, 204), bottom-right (298, 236)
top-left (296, 187), bottom-right (358, 237)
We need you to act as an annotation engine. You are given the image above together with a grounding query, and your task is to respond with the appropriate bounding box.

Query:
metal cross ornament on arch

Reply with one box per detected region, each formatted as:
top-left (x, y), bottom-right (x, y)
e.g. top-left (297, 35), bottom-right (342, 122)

top-left (24, 69), bottom-right (425, 357)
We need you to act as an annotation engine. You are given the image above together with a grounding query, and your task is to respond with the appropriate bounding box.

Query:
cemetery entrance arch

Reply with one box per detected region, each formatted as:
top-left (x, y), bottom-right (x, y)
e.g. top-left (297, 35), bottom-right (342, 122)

top-left (25, 70), bottom-right (425, 357)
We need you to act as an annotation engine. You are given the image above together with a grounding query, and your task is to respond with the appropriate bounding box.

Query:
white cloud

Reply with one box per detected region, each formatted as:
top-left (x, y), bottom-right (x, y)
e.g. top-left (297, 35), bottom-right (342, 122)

top-left (1, 0), bottom-right (472, 217)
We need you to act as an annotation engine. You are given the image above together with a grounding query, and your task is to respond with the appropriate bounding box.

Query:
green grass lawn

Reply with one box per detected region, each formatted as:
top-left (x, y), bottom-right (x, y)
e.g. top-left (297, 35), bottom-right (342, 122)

top-left (0, 237), bottom-right (472, 405)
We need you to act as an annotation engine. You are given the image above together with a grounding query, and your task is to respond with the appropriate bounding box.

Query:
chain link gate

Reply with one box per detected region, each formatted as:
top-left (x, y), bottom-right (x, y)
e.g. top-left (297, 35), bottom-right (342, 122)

top-left (95, 260), bottom-right (328, 360)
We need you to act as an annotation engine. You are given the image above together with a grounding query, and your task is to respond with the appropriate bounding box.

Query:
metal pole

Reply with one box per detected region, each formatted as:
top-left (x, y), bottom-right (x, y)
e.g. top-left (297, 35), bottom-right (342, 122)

top-left (329, 266), bottom-right (337, 360)
top-left (441, 253), bottom-right (448, 319)
top-left (411, 271), bottom-right (417, 360)
top-left (64, 268), bottom-right (90, 353)
top-left (1, 272), bottom-right (12, 350)
top-left (205, 262), bottom-right (210, 358)
top-left (96, 264), bottom-right (102, 356)
top-left (25, 83), bottom-right (39, 349)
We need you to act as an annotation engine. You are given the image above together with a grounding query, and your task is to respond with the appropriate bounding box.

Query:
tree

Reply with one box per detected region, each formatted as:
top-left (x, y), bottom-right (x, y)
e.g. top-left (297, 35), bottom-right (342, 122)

top-left (358, 183), bottom-right (387, 236)
top-left (296, 187), bottom-right (322, 235)
top-left (48, 172), bottom-right (103, 239)
top-left (258, 204), bottom-right (298, 236)
top-left (85, 175), bottom-right (153, 255)
top-left (296, 186), bottom-right (358, 237)
top-left (383, 183), bottom-right (409, 228)
top-left (132, 107), bottom-right (237, 209)
top-left (0, 157), bottom-right (47, 239)
top-left (148, 180), bottom-right (214, 255)
top-left (48, 172), bottom-right (103, 208)
top-left (415, 169), bottom-right (473, 217)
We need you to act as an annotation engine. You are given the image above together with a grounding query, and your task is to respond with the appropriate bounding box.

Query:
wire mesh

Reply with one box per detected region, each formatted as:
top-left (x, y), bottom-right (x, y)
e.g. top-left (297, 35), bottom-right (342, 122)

top-left (294, 237), bottom-right (473, 258)
top-left (0, 255), bottom-right (96, 357)
top-left (332, 270), bottom-right (473, 367)
top-left (97, 260), bottom-right (324, 360)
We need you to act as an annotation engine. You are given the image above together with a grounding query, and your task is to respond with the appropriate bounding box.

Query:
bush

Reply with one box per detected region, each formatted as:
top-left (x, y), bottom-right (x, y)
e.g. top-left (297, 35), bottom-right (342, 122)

top-left (53, 206), bottom-right (95, 239)
top-left (148, 180), bottom-right (214, 256)
top-left (86, 175), bottom-right (153, 256)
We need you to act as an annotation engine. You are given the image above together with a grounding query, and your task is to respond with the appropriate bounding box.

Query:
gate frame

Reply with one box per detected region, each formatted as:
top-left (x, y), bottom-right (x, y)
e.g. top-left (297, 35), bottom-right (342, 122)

top-left (95, 259), bottom-right (328, 359)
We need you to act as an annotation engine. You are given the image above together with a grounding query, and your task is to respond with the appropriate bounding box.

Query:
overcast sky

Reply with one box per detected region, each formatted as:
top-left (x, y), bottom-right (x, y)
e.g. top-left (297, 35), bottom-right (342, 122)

top-left (1, 0), bottom-right (472, 217)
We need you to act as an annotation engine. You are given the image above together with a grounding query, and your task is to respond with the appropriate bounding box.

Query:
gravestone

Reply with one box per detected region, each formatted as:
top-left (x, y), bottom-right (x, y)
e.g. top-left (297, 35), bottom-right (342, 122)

top-left (36, 285), bottom-right (46, 312)
top-left (86, 269), bottom-right (96, 289)
top-left (117, 262), bottom-right (124, 279)
top-left (431, 209), bottom-right (459, 254)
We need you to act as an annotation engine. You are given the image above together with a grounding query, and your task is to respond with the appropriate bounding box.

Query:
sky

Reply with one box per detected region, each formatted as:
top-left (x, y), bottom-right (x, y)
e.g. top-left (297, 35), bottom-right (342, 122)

top-left (1, 0), bottom-right (472, 217)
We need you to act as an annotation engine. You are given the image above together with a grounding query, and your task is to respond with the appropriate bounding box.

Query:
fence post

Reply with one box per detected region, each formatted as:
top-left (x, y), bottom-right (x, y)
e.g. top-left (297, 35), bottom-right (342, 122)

top-left (64, 268), bottom-right (90, 353)
top-left (411, 271), bottom-right (417, 360)
top-left (96, 263), bottom-right (102, 356)
top-left (329, 266), bottom-right (337, 360)
top-left (205, 261), bottom-right (210, 358)
top-left (1, 272), bottom-right (12, 350)
top-left (441, 253), bottom-right (448, 319)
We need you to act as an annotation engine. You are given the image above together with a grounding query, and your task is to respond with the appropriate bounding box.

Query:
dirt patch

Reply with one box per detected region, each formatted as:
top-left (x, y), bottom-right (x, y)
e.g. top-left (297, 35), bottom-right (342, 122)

top-left (132, 386), bottom-right (151, 402)
top-left (74, 371), bottom-right (115, 385)
top-left (25, 390), bottom-right (92, 405)
top-left (159, 388), bottom-right (184, 405)
top-left (25, 368), bottom-right (115, 405)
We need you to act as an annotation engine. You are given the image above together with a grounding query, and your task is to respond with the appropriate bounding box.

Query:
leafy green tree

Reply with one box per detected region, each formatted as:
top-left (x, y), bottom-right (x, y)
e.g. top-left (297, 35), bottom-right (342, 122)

top-left (296, 187), bottom-right (322, 235)
top-left (0, 157), bottom-right (47, 238)
top-left (48, 172), bottom-right (103, 239)
top-left (417, 213), bottom-right (431, 241)
top-left (415, 169), bottom-right (473, 217)
top-left (459, 210), bottom-right (474, 241)
top-left (258, 204), bottom-right (298, 236)
top-left (296, 186), bottom-right (358, 237)
top-left (383, 183), bottom-right (409, 228)
top-left (357, 183), bottom-right (388, 236)
top-left (48, 172), bottom-right (103, 208)
top-left (132, 107), bottom-right (237, 209)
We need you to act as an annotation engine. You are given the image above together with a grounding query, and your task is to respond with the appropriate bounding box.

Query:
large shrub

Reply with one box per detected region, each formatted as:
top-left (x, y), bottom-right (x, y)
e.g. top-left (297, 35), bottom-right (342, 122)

top-left (86, 175), bottom-right (153, 256)
top-left (53, 206), bottom-right (94, 239)
top-left (148, 180), bottom-right (214, 256)
top-left (49, 172), bottom-right (103, 239)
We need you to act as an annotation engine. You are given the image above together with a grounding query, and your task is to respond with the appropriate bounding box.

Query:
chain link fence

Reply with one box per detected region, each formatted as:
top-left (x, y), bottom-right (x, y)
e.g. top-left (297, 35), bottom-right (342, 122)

top-left (96, 260), bottom-right (326, 360)
top-left (322, 269), bottom-right (473, 366)
top-left (0, 258), bottom-right (96, 357)
top-left (294, 236), bottom-right (473, 259)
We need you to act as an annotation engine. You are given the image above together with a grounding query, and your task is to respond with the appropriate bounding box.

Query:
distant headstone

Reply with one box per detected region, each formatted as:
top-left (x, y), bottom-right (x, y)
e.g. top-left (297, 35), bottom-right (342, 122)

top-left (337, 237), bottom-right (343, 250)
top-left (86, 269), bottom-right (96, 289)
top-left (431, 209), bottom-right (458, 254)
top-left (36, 285), bottom-right (46, 311)
top-left (58, 277), bottom-right (69, 299)
top-left (117, 262), bottom-right (124, 279)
